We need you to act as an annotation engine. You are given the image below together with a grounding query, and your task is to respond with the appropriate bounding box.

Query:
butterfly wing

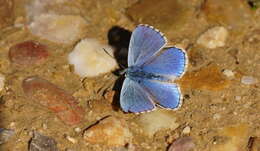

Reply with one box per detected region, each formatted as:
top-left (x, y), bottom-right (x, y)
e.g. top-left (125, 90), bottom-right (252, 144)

top-left (141, 79), bottom-right (182, 109)
top-left (141, 47), bottom-right (187, 79)
top-left (128, 25), bottom-right (167, 66)
top-left (120, 77), bottom-right (155, 113)
top-left (123, 25), bottom-right (186, 112)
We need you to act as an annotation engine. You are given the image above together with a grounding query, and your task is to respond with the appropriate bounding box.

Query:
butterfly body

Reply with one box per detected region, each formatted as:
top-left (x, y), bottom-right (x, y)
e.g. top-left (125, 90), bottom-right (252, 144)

top-left (126, 66), bottom-right (169, 82)
top-left (120, 24), bottom-right (188, 113)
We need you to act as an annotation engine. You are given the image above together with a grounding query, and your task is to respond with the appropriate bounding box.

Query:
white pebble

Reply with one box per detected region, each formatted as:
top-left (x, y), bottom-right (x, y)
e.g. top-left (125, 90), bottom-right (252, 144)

top-left (182, 126), bottom-right (191, 134)
top-left (137, 109), bottom-right (179, 136)
top-left (28, 14), bottom-right (87, 44)
top-left (235, 96), bottom-right (241, 101)
top-left (241, 76), bottom-right (258, 85)
top-left (197, 26), bottom-right (228, 49)
top-left (68, 38), bottom-right (118, 77)
top-left (222, 69), bottom-right (234, 78)
top-left (42, 123), bottom-right (47, 129)
top-left (66, 135), bottom-right (77, 144)
top-left (0, 73), bottom-right (5, 91)
top-left (29, 131), bottom-right (34, 137)
top-left (74, 127), bottom-right (81, 133)
top-left (9, 122), bottom-right (16, 128)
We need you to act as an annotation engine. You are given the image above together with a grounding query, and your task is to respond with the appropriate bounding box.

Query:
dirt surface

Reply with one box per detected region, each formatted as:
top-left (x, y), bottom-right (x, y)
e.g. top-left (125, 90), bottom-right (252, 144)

top-left (0, 0), bottom-right (259, 151)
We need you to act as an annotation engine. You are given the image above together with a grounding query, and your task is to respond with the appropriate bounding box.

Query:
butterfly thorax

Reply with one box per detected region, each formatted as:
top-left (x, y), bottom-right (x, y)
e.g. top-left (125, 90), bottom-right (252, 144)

top-left (126, 66), bottom-right (167, 82)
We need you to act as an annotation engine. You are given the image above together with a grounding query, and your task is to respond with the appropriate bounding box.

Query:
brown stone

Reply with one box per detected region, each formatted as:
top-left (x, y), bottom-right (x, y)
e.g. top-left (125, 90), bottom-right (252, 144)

top-left (202, 0), bottom-right (253, 31)
top-left (127, 0), bottom-right (195, 34)
top-left (210, 124), bottom-right (250, 151)
top-left (83, 116), bottom-right (132, 146)
top-left (22, 76), bottom-right (84, 125)
top-left (179, 64), bottom-right (230, 91)
top-left (168, 136), bottom-right (195, 151)
top-left (28, 14), bottom-right (87, 44)
top-left (9, 41), bottom-right (49, 67)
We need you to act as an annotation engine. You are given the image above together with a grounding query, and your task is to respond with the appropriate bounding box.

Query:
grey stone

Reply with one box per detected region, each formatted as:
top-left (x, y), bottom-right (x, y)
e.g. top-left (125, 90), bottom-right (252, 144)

top-left (0, 128), bottom-right (15, 144)
top-left (29, 131), bottom-right (58, 151)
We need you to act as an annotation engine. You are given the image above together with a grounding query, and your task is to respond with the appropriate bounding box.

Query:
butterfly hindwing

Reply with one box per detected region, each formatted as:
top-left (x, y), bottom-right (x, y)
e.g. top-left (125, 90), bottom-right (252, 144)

top-left (128, 25), bottom-right (167, 66)
top-left (141, 47), bottom-right (187, 79)
top-left (120, 78), bottom-right (155, 113)
top-left (141, 79), bottom-right (182, 109)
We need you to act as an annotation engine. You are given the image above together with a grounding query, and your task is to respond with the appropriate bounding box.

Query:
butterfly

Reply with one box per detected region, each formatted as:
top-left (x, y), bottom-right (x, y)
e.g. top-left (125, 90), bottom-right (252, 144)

top-left (120, 24), bottom-right (188, 113)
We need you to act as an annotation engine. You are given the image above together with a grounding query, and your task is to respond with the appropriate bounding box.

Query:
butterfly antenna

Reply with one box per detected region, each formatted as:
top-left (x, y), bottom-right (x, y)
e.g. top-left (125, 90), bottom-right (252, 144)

top-left (102, 48), bottom-right (126, 69)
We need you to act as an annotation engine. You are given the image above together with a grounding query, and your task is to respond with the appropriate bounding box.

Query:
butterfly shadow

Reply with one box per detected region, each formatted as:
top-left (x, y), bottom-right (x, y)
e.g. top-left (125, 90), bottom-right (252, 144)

top-left (107, 26), bottom-right (131, 111)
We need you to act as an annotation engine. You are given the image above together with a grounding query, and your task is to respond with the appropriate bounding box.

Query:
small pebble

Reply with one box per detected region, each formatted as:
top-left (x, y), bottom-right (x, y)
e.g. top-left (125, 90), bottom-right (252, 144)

top-left (168, 136), bottom-right (195, 151)
top-left (28, 14), bottom-right (87, 44)
top-left (0, 73), bottom-right (5, 91)
top-left (241, 76), bottom-right (258, 85)
top-left (4, 99), bottom-right (14, 108)
top-left (222, 69), bottom-right (234, 78)
top-left (74, 127), bottom-right (81, 133)
top-left (235, 96), bottom-right (241, 101)
top-left (29, 131), bottom-right (34, 137)
top-left (9, 41), bottom-right (49, 67)
top-left (42, 123), bottom-right (47, 130)
top-left (84, 116), bottom-right (132, 146)
top-left (197, 26), bottom-right (228, 49)
top-left (0, 128), bottom-right (15, 144)
top-left (29, 131), bottom-right (58, 151)
top-left (209, 124), bottom-right (249, 151)
top-left (68, 38), bottom-right (118, 77)
top-left (66, 135), bottom-right (77, 144)
top-left (182, 126), bottom-right (191, 134)
top-left (179, 65), bottom-right (230, 91)
top-left (202, 0), bottom-right (253, 31)
top-left (23, 76), bottom-right (85, 125)
top-left (9, 122), bottom-right (15, 128)
top-left (137, 109), bottom-right (179, 136)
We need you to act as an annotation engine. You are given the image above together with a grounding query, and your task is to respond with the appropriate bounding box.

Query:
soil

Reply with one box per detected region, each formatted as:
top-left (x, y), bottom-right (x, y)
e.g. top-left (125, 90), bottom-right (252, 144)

top-left (0, 0), bottom-right (259, 151)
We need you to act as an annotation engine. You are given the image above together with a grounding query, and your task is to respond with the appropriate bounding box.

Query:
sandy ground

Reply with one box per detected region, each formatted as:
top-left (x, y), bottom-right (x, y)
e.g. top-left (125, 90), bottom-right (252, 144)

top-left (0, 0), bottom-right (259, 151)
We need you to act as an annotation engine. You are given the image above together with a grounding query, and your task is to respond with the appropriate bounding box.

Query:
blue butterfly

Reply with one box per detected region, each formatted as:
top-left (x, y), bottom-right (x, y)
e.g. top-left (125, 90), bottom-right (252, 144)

top-left (120, 24), bottom-right (188, 113)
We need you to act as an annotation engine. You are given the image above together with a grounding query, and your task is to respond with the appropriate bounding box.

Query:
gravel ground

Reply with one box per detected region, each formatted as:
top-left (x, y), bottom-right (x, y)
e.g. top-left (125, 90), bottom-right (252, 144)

top-left (0, 0), bottom-right (259, 150)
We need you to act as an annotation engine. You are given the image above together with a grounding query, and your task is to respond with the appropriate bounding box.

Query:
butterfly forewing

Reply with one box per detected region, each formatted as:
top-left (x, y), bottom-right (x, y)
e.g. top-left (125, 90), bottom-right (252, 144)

top-left (128, 25), bottom-right (167, 66)
top-left (141, 47), bottom-right (187, 79)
